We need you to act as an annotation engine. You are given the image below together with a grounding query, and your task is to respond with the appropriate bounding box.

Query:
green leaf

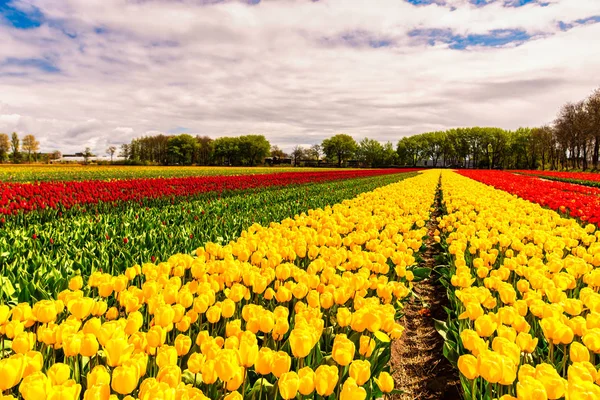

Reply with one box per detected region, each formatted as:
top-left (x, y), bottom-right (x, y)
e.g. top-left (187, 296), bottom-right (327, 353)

top-left (410, 267), bottom-right (431, 281)
top-left (433, 318), bottom-right (448, 340)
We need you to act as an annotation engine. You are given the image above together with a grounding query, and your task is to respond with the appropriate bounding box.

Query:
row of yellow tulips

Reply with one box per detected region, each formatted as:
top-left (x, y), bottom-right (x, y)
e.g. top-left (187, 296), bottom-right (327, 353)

top-left (0, 170), bottom-right (439, 399)
top-left (439, 170), bottom-right (600, 399)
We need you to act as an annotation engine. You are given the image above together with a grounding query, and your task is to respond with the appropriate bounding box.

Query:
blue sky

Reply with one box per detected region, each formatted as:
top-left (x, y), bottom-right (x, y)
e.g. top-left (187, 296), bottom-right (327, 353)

top-left (0, 0), bottom-right (599, 154)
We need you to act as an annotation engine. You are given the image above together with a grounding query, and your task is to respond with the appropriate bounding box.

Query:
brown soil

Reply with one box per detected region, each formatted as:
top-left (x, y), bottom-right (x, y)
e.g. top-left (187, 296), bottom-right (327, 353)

top-left (389, 187), bottom-right (462, 400)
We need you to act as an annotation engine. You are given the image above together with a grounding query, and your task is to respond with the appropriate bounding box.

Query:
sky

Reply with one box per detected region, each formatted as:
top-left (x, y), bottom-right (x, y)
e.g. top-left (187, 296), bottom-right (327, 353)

top-left (0, 0), bottom-right (599, 155)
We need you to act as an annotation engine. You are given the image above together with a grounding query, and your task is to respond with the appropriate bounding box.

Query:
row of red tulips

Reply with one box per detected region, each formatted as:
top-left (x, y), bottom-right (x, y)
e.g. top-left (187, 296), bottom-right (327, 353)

top-left (0, 169), bottom-right (418, 216)
top-left (516, 170), bottom-right (600, 188)
top-left (458, 170), bottom-right (600, 225)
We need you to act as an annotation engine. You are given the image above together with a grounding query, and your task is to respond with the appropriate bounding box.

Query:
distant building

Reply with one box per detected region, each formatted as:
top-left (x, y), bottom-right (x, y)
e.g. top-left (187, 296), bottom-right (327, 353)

top-left (264, 157), bottom-right (292, 166)
top-left (50, 153), bottom-right (124, 164)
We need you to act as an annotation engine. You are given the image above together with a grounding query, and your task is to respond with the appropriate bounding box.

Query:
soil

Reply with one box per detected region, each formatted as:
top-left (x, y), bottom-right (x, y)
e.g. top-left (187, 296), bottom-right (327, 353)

top-left (389, 187), bottom-right (462, 400)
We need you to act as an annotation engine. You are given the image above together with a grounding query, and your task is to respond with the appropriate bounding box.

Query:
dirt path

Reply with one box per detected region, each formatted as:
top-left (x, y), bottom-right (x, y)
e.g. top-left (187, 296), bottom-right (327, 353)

top-left (390, 185), bottom-right (461, 400)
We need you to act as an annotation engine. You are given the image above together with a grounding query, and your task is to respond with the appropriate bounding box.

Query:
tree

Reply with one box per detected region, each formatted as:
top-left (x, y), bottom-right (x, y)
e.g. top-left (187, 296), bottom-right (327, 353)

top-left (83, 147), bottom-right (94, 163)
top-left (21, 134), bottom-right (40, 163)
top-left (11, 132), bottom-right (19, 163)
top-left (270, 145), bottom-right (286, 159)
top-left (307, 144), bottom-right (321, 161)
top-left (167, 134), bottom-right (198, 165)
top-left (321, 134), bottom-right (357, 167)
top-left (195, 136), bottom-right (214, 165)
top-left (238, 135), bottom-right (271, 166)
top-left (587, 89), bottom-right (600, 169)
top-left (119, 144), bottom-right (131, 160)
top-left (291, 145), bottom-right (305, 166)
top-left (213, 137), bottom-right (241, 165)
top-left (51, 150), bottom-right (62, 161)
top-left (381, 142), bottom-right (398, 166)
top-left (356, 138), bottom-right (383, 167)
top-left (396, 136), bottom-right (424, 166)
top-left (106, 146), bottom-right (117, 163)
top-left (0, 133), bottom-right (9, 163)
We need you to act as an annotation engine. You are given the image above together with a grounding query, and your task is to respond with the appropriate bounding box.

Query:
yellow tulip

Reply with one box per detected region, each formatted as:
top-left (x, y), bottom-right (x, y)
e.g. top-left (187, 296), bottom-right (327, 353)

top-left (32, 300), bottom-right (57, 323)
top-left (187, 352), bottom-right (205, 374)
top-left (223, 392), bottom-right (242, 400)
top-left (571, 342), bottom-right (590, 363)
top-left (226, 367), bottom-right (245, 391)
top-left (156, 345), bottom-right (178, 368)
top-left (87, 366), bottom-right (111, 387)
top-left (12, 332), bottom-right (36, 354)
top-left (19, 371), bottom-right (50, 399)
top-left (201, 359), bottom-right (218, 384)
top-left (289, 328), bottom-right (313, 358)
top-left (349, 359), bottom-right (371, 386)
top-left (516, 376), bottom-right (548, 400)
top-left (337, 307), bottom-right (352, 327)
top-left (271, 351), bottom-right (291, 378)
top-left (314, 365), bottom-right (338, 396)
top-left (278, 371), bottom-right (300, 399)
top-left (374, 371), bottom-right (394, 393)
top-left (68, 297), bottom-right (95, 320)
top-left (47, 363), bottom-right (71, 386)
top-left (111, 364), bottom-right (139, 395)
top-left (105, 335), bottom-right (135, 367)
top-left (156, 365), bottom-right (181, 388)
top-left (332, 334), bottom-right (356, 366)
top-left (340, 377), bottom-right (367, 400)
top-left (214, 349), bottom-right (241, 382)
top-left (298, 367), bottom-right (315, 396)
top-left (68, 276), bottom-right (83, 291)
top-left (239, 331), bottom-right (259, 367)
top-left (458, 354), bottom-right (479, 380)
top-left (255, 347), bottom-right (273, 375)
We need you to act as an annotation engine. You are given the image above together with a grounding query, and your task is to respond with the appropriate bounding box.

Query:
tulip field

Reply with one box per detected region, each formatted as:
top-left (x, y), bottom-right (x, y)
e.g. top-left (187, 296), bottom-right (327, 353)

top-left (3, 166), bottom-right (600, 400)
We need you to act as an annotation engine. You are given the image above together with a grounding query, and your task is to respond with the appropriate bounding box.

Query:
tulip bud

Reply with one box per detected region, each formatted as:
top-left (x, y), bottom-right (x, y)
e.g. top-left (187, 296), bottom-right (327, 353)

top-left (278, 371), bottom-right (300, 400)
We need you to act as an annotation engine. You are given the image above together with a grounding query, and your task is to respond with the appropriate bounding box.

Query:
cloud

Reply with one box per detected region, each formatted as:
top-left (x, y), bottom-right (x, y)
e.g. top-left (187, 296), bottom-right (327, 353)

top-left (0, 0), bottom-right (599, 154)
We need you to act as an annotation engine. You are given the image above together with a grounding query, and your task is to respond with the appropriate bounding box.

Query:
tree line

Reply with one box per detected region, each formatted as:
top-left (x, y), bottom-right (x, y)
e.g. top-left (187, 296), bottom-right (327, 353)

top-left (397, 88), bottom-right (600, 170)
top-left (0, 132), bottom-right (41, 163)
top-left (3, 86), bottom-right (598, 169)
top-left (116, 133), bottom-right (400, 167)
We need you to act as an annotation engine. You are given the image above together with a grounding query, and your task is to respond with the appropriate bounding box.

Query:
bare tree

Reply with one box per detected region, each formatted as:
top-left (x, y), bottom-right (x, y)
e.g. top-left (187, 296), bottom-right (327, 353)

top-left (106, 145), bottom-right (117, 163)
top-left (291, 145), bottom-right (305, 166)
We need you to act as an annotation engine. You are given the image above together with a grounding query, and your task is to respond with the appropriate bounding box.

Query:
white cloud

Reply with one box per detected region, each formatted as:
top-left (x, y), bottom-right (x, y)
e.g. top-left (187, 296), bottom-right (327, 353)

top-left (0, 0), bottom-right (599, 154)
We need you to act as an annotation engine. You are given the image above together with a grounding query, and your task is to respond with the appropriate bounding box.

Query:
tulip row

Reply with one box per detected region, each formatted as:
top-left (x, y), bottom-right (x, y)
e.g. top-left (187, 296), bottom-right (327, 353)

top-left (0, 172), bottom-right (417, 303)
top-left (459, 170), bottom-right (600, 225)
top-left (0, 165), bottom-right (327, 183)
top-left (438, 170), bottom-right (600, 400)
top-left (0, 170), bottom-right (439, 399)
top-left (516, 170), bottom-right (600, 188)
top-left (0, 168), bottom-right (417, 218)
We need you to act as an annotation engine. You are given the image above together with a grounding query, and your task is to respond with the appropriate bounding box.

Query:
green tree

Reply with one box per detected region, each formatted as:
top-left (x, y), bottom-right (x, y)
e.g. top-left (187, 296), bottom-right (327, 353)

top-left (0, 133), bottom-right (9, 163)
top-left (11, 132), bottom-right (20, 163)
top-left (167, 134), bottom-right (198, 165)
top-left (238, 135), bottom-right (271, 166)
top-left (356, 138), bottom-right (383, 167)
top-left (381, 141), bottom-right (398, 166)
top-left (322, 134), bottom-right (357, 167)
top-left (195, 136), bottom-right (214, 165)
top-left (213, 137), bottom-right (241, 165)
top-left (396, 136), bottom-right (424, 166)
